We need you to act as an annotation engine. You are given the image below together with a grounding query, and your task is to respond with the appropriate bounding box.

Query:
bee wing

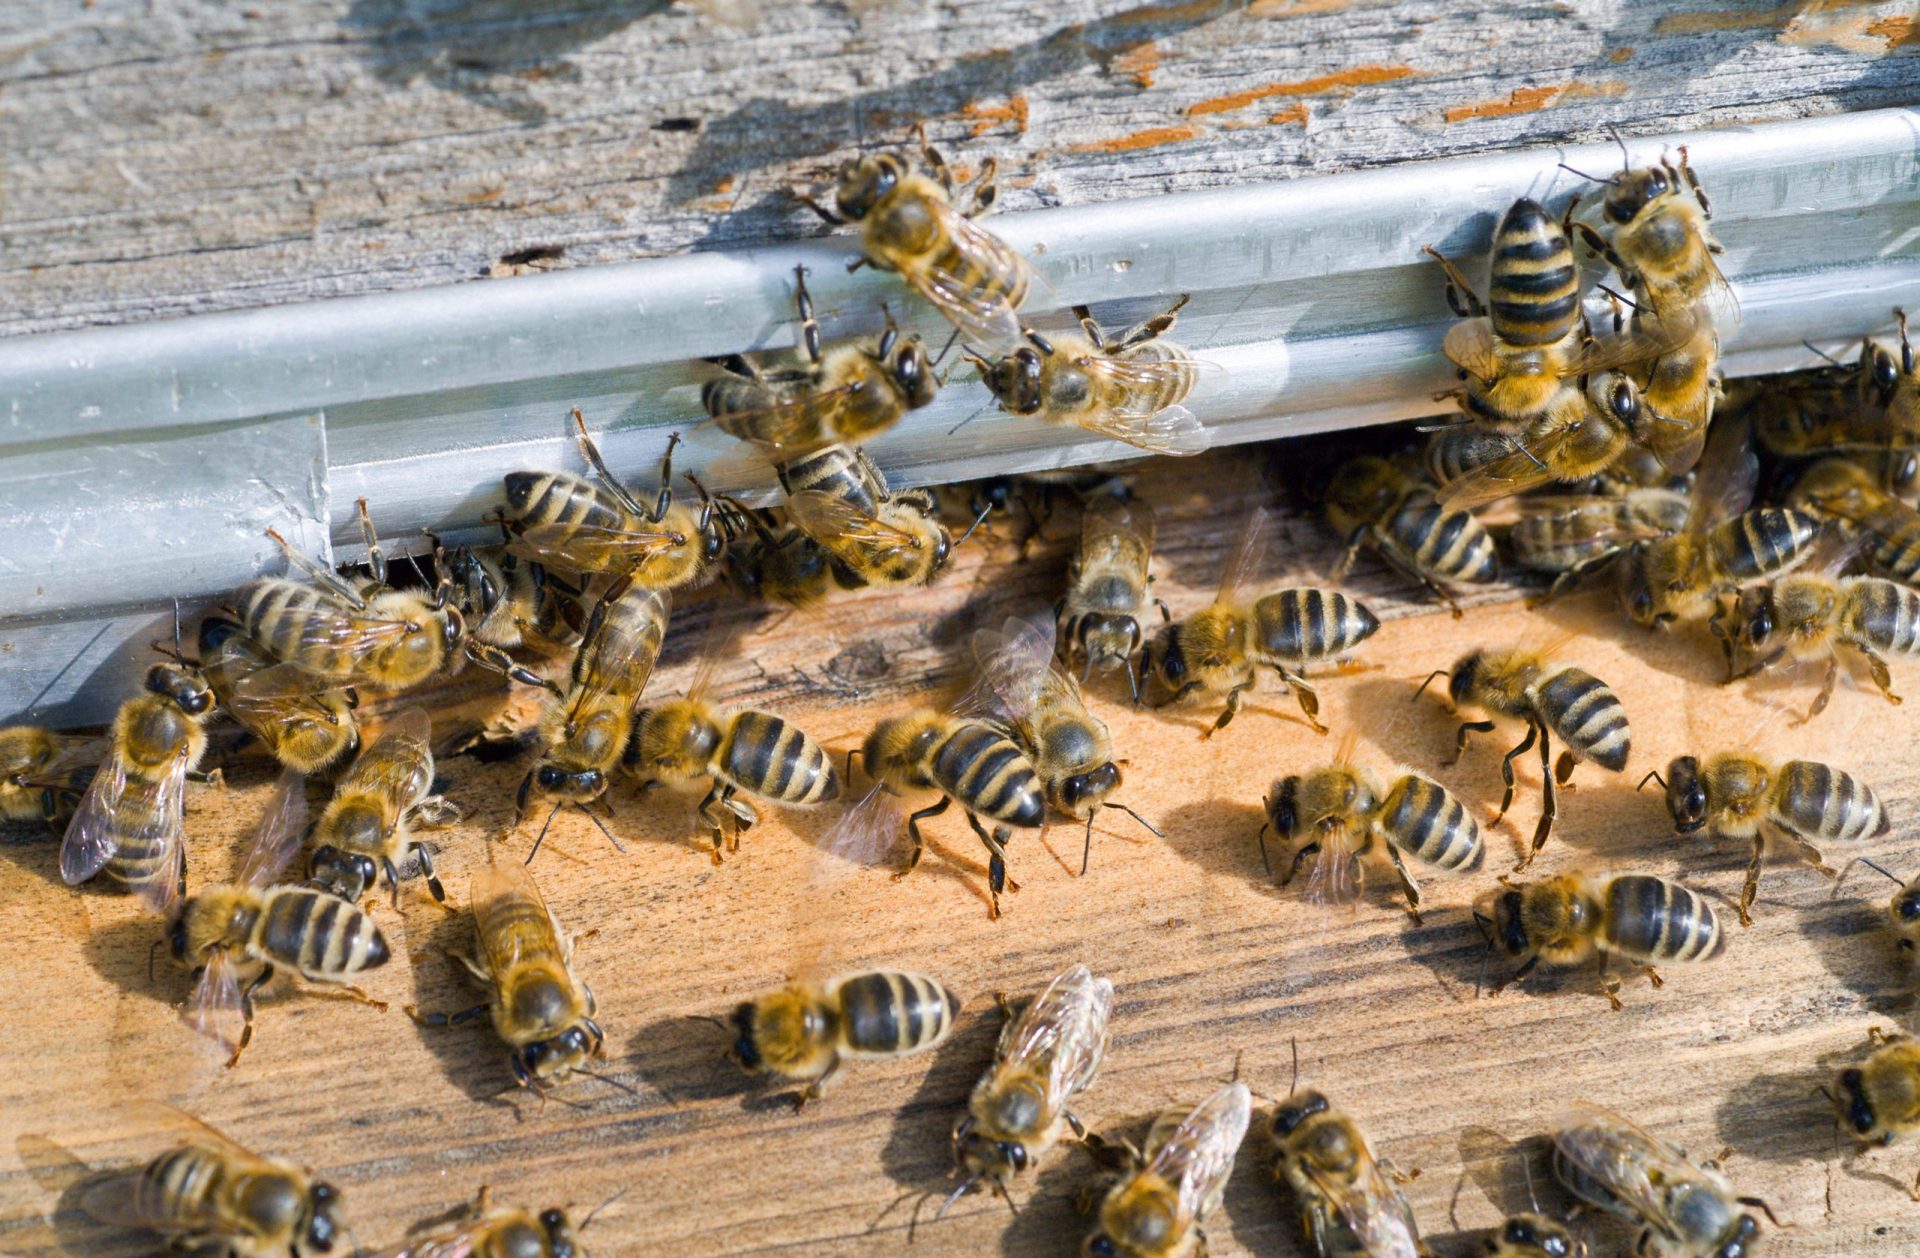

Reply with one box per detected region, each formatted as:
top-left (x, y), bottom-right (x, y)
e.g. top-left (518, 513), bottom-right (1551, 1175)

top-left (224, 656), bottom-right (362, 712)
top-left (508, 520), bottom-right (687, 572)
top-left (1215, 506), bottom-right (1274, 608)
top-left (60, 746), bottom-right (188, 911)
top-left (1081, 493), bottom-right (1157, 555)
top-left (237, 768), bottom-right (312, 888)
top-left (1434, 433), bottom-right (1566, 510)
top-left (818, 782), bottom-right (909, 870)
top-left (184, 948), bottom-right (248, 1072)
top-left (60, 749), bottom-right (133, 886)
top-left (77, 1162), bottom-right (254, 1240)
top-left (786, 490), bottom-right (923, 568)
top-left (1146, 1081), bottom-right (1252, 1231)
top-left (1299, 1151), bottom-right (1423, 1258)
top-left (910, 211), bottom-right (1029, 355)
top-left (563, 587), bottom-right (671, 722)
top-left (372, 1229), bottom-right (484, 1258)
top-left (703, 380), bottom-right (866, 453)
top-left (1301, 830), bottom-right (1365, 908)
top-left (1072, 399), bottom-right (1212, 457)
top-left (1683, 411), bottom-right (1759, 533)
top-left (265, 597), bottom-right (421, 662)
top-left (951, 615), bottom-right (1058, 730)
top-left (1570, 308), bottom-right (1701, 375)
top-left (1515, 495), bottom-right (1684, 550)
top-left (472, 858), bottom-right (561, 977)
top-left (1551, 1105), bottom-right (1704, 1235)
top-left (998, 964), bottom-right (1115, 1108)
top-left (1441, 318), bottom-right (1500, 380)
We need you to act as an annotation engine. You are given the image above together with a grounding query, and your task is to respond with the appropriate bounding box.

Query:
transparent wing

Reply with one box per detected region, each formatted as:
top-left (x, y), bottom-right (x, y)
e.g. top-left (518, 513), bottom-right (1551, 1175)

top-left (1551, 1105), bottom-right (1711, 1237)
top-left (1434, 433), bottom-right (1570, 510)
top-left (61, 746), bottom-right (188, 911)
top-left (1514, 494), bottom-right (1687, 552)
top-left (563, 586), bottom-right (671, 724)
top-left (704, 380), bottom-right (865, 453)
top-left (508, 521), bottom-right (687, 573)
top-left (78, 1163), bottom-right (250, 1239)
top-left (1301, 1148), bottom-right (1423, 1258)
top-left (1302, 832), bottom-right (1365, 909)
top-left (951, 614), bottom-right (1060, 730)
top-left (374, 1228), bottom-right (484, 1258)
top-left (998, 964), bottom-right (1114, 1109)
top-left (786, 490), bottom-right (922, 567)
top-left (239, 583), bottom-right (418, 663)
top-left (1442, 318), bottom-right (1500, 380)
top-left (1081, 493), bottom-right (1156, 556)
top-left (60, 749), bottom-right (133, 886)
top-left (238, 769), bottom-right (311, 887)
top-left (911, 211), bottom-right (1028, 356)
top-left (1072, 400), bottom-right (1212, 457)
top-left (185, 948), bottom-right (246, 1072)
top-left (818, 783), bottom-right (908, 870)
top-left (1216, 507), bottom-right (1274, 608)
top-left (1683, 410), bottom-right (1759, 534)
top-left (224, 656), bottom-right (361, 711)
top-left (1148, 1081), bottom-right (1252, 1230)
top-left (1571, 309), bottom-right (1702, 376)
top-left (472, 858), bottom-right (560, 978)
top-left (9, 733), bottom-right (106, 786)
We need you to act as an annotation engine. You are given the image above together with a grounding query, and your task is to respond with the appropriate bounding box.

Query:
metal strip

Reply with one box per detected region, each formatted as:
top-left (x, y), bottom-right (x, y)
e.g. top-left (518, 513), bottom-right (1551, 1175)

top-left (3, 107), bottom-right (1918, 721)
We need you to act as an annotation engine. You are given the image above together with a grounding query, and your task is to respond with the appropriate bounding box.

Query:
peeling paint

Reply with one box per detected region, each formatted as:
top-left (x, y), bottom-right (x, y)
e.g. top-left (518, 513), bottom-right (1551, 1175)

top-left (1185, 64), bottom-right (1415, 116)
top-left (1066, 125), bottom-right (1200, 154)
top-left (959, 93), bottom-right (1029, 137)
top-left (1655, 0), bottom-right (1879, 35)
top-left (1111, 42), bottom-right (1160, 88)
top-left (1443, 80), bottom-right (1627, 123)
top-left (1268, 103), bottom-right (1310, 126)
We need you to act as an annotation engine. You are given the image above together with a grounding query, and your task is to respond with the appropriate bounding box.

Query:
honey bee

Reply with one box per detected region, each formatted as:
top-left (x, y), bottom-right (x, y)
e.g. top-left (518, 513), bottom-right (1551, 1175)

top-left (0, 724), bottom-right (99, 829)
top-left (703, 264), bottom-right (941, 455)
top-left (307, 708), bottom-right (461, 907)
top-left (77, 1109), bottom-right (345, 1256)
top-left (1749, 310), bottom-right (1920, 462)
top-left (722, 969), bottom-right (960, 1107)
top-left (1626, 311), bottom-right (1721, 477)
top-left (1645, 750), bottom-right (1887, 925)
top-left (1433, 372), bottom-right (1677, 510)
top-left (169, 773), bottom-right (391, 1066)
top-left (518, 576), bottom-right (670, 840)
top-left (835, 706), bottom-right (1045, 919)
top-left (1418, 646), bottom-right (1631, 869)
top-left (1827, 1026), bottom-right (1920, 1194)
top-left (411, 859), bottom-right (608, 1094)
top-left (1726, 543), bottom-right (1920, 722)
top-left (1509, 488), bottom-right (1692, 601)
top-left (1477, 872), bottom-right (1724, 1009)
top-left (1268, 1084), bottom-right (1425, 1258)
top-left (440, 542), bottom-right (583, 657)
top-left (385, 1186), bottom-right (586, 1257)
top-left (1081, 1081), bottom-right (1251, 1258)
top-left (1550, 1106), bottom-right (1772, 1255)
top-left (1482, 1214), bottom-right (1581, 1257)
top-left (969, 298), bottom-right (1210, 457)
top-left (1058, 494), bottom-right (1163, 698)
top-left (1325, 453), bottom-right (1499, 617)
top-left (623, 647), bottom-right (841, 862)
top-left (1789, 457), bottom-right (1920, 587)
top-left (198, 616), bottom-right (360, 779)
top-left (1260, 734), bottom-right (1483, 923)
top-left (1144, 510), bottom-right (1381, 737)
top-left (717, 506), bottom-right (845, 609)
top-left (945, 963), bottom-right (1113, 1213)
top-left (799, 126), bottom-right (1030, 355)
top-left (958, 616), bottom-right (1160, 873)
top-left (499, 408), bottom-right (724, 591)
top-left (1559, 143), bottom-right (1731, 327)
top-left (1425, 424), bottom-right (1524, 491)
top-left (61, 661), bottom-right (215, 909)
top-left (780, 443), bottom-right (954, 591)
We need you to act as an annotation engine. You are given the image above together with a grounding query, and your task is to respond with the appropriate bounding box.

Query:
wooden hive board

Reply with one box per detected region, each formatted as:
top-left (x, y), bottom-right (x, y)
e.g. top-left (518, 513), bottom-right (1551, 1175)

top-left (2, 437), bottom-right (1918, 1255)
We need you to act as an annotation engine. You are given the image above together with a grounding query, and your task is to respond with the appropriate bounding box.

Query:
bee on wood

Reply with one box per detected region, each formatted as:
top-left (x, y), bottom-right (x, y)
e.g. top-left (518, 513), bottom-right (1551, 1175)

top-left (799, 126), bottom-right (1031, 355)
top-left (1261, 732), bottom-right (1482, 923)
top-left (0, 724), bottom-right (100, 830)
top-left (306, 708), bottom-right (461, 907)
top-left (410, 859), bottom-right (610, 1095)
top-left (499, 408), bottom-right (725, 591)
top-left (1325, 453), bottom-right (1499, 617)
top-left (1509, 488), bottom-right (1692, 601)
top-left (1419, 644), bottom-right (1630, 870)
top-left (1432, 372), bottom-right (1675, 510)
top-left (1080, 1081), bottom-right (1251, 1258)
top-left (1057, 493), bottom-right (1164, 698)
top-left (386, 1186), bottom-right (590, 1257)
top-left (1789, 456), bottom-right (1920, 588)
top-left (1850, 858), bottom-right (1920, 951)
top-left (778, 443), bottom-right (956, 592)
top-left (957, 616), bottom-right (1160, 873)
top-left (1550, 1106), bottom-right (1773, 1256)
top-left (61, 660), bottom-right (216, 909)
top-left (1749, 309), bottom-right (1920, 465)
top-left (1477, 872), bottom-right (1724, 1009)
top-left (717, 506), bottom-right (844, 609)
top-left (946, 963), bottom-right (1114, 1213)
top-left (76, 1108), bottom-right (345, 1257)
top-left (703, 264), bottom-right (942, 456)
top-left (198, 616), bottom-right (360, 779)
top-left (721, 970), bottom-right (960, 1109)
top-left (623, 644), bottom-right (840, 863)
top-left (1145, 510), bottom-right (1380, 737)
top-left (969, 297), bottom-right (1210, 457)
top-left (1645, 749), bottom-right (1887, 926)
top-left (168, 772), bottom-right (390, 1067)
top-left (440, 542), bottom-right (584, 657)
top-left (1268, 1080), bottom-right (1426, 1258)
top-left (1826, 1026), bottom-right (1920, 1197)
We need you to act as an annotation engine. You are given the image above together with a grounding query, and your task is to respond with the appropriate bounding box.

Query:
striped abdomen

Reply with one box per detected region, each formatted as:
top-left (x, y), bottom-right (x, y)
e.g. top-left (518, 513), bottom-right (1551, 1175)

top-left (719, 710), bottom-right (840, 804)
top-left (777, 444), bottom-right (878, 516)
top-left (573, 583), bottom-right (669, 692)
top-left (894, 205), bottom-right (1031, 315)
top-left (103, 791), bottom-right (182, 897)
top-left (130, 1146), bottom-right (231, 1234)
top-left (1706, 509), bottom-right (1820, 583)
top-left (251, 887), bottom-right (390, 978)
top-left (1550, 1138), bottom-right (1640, 1222)
top-left (1602, 875), bottom-right (1724, 963)
top-left (832, 970), bottom-right (960, 1058)
top-left (1864, 501), bottom-right (1920, 584)
top-left (234, 579), bottom-right (361, 676)
top-left (1389, 490), bottom-right (1499, 584)
top-left (1488, 198), bottom-right (1579, 348)
top-left (1844, 577), bottom-right (1920, 653)
top-left (1096, 340), bottom-right (1198, 414)
top-left (1775, 760), bottom-right (1888, 842)
top-left (1250, 589), bottom-right (1381, 665)
top-left (1534, 668), bottom-right (1631, 772)
top-left (1378, 775), bottom-right (1482, 871)
top-left (501, 470), bottom-right (629, 534)
top-left (932, 722), bottom-right (1045, 828)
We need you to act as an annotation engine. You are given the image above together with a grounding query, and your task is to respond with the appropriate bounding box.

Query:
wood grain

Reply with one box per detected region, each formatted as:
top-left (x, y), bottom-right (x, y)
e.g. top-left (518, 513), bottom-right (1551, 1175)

top-left (3, 0), bottom-right (1916, 335)
top-left (1, 435), bottom-right (1918, 1255)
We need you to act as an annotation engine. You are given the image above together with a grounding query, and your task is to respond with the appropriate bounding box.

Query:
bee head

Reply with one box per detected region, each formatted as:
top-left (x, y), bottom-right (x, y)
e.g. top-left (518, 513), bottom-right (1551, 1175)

top-left (1602, 161), bottom-right (1670, 225)
top-left (1735, 586), bottom-right (1775, 647)
top-left (1868, 343), bottom-right (1904, 404)
top-left (1060, 761), bottom-right (1120, 815)
top-left (1323, 456), bottom-right (1400, 533)
top-left (890, 336), bottom-right (939, 410)
top-left (1495, 1214), bottom-right (1574, 1256)
top-left (442, 546), bottom-right (498, 615)
top-left (1447, 650), bottom-right (1482, 707)
top-left (517, 1023), bottom-right (596, 1082)
top-left (952, 1114), bottom-right (1032, 1189)
top-left (1146, 625), bottom-right (1186, 690)
top-left (832, 153), bottom-right (902, 221)
top-left (1267, 1088), bottom-right (1329, 1140)
top-left (925, 524), bottom-right (953, 581)
top-left (1619, 543), bottom-right (1659, 626)
top-left (166, 904), bottom-right (192, 961)
top-left (1893, 880), bottom-right (1920, 927)
top-left (981, 347), bottom-right (1046, 415)
top-left (1490, 887), bottom-right (1531, 955)
top-left (727, 1001), bottom-right (762, 1070)
top-left (305, 1181), bottom-right (342, 1252)
top-left (969, 477), bottom-right (1015, 519)
top-left (1265, 777), bottom-right (1300, 839)
top-left (308, 844), bottom-right (378, 903)
top-left (533, 763), bottom-right (605, 804)
top-left (1837, 1066), bottom-right (1877, 1136)
top-left (1711, 1214), bottom-right (1761, 1258)
top-left (1663, 756), bottom-right (1709, 831)
top-left (146, 663), bottom-right (213, 716)
top-left (543, 1208), bottom-right (581, 1258)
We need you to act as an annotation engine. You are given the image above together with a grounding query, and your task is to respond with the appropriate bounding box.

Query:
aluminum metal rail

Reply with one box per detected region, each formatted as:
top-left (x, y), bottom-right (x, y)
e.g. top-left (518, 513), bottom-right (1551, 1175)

top-left (3, 107), bottom-right (1918, 723)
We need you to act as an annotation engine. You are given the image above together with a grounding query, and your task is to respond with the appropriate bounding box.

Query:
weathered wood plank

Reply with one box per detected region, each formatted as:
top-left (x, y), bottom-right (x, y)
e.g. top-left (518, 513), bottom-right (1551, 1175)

top-left (3, 0), bottom-right (1916, 335)
top-left (1, 438), bottom-right (1917, 1254)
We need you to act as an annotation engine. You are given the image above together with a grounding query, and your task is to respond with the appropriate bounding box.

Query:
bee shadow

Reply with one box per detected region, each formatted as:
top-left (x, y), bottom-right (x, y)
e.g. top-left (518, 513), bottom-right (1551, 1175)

top-left (1153, 797), bottom-right (1269, 886)
top-left (0, 821), bottom-right (65, 892)
top-left (79, 908), bottom-right (175, 1003)
top-left (399, 901), bottom-right (524, 1108)
top-left (11, 1135), bottom-right (147, 1258)
top-left (876, 1011), bottom-right (1000, 1193)
top-left (1201, 1122), bottom-right (1293, 1256)
top-left (1713, 1056), bottom-right (1854, 1172)
top-left (624, 1012), bottom-right (758, 1107)
top-left (1795, 888), bottom-right (1912, 1009)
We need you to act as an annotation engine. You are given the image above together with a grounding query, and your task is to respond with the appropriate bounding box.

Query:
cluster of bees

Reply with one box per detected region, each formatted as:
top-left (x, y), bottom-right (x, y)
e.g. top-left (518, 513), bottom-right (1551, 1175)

top-left (8, 122), bottom-right (1920, 1256)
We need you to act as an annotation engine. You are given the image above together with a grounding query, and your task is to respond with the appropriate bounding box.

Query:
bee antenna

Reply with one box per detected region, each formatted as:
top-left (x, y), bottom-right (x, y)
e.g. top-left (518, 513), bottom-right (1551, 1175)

top-left (934, 1177), bottom-right (976, 1222)
top-left (1637, 770), bottom-right (1667, 791)
top-left (171, 597), bottom-right (184, 658)
top-left (1605, 121), bottom-right (1630, 170)
top-left (1082, 810), bottom-right (1096, 877)
top-left (948, 401), bottom-right (992, 437)
top-left (577, 803), bottom-right (627, 854)
top-left (1412, 670), bottom-right (1450, 702)
top-left (1802, 338), bottom-right (1847, 368)
top-left (1287, 1036), bottom-right (1299, 1099)
top-left (1105, 802), bottom-right (1163, 838)
top-left (1843, 856), bottom-right (1904, 891)
top-left (1595, 283), bottom-right (1646, 314)
top-left (526, 803), bottom-right (562, 865)
top-left (1521, 1154), bottom-right (1543, 1215)
top-left (1557, 162), bottom-right (1609, 183)
top-left (1736, 1196), bottom-right (1783, 1227)
top-left (930, 325), bottom-right (962, 369)
top-left (954, 501), bottom-right (994, 549)
top-left (579, 1187), bottom-right (630, 1231)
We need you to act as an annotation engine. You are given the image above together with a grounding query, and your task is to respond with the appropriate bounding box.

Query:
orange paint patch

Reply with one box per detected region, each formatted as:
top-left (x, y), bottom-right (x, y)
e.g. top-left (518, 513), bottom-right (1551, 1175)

top-left (1609, 45), bottom-right (1634, 61)
top-left (1866, 13), bottom-right (1918, 46)
top-left (1066, 125), bottom-right (1200, 154)
top-left (959, 93), bottom-right (1030, 137)
top-left (1112, 42), bottom-right (1160, 88)
top-left (1108, 0), bottom-right (1222, 22)
top-left (1268, 103), bottom-right (1310, 126)
top-left (1655, 0), bottom-right (1876, 34)
top-left (712, 175), bottom-right (737, 195)
top-left (1444, 80), bottom-right (1626, 123)
top-left (463, 186), bottom-right (505, 204)
top-left (1185, 64), bottom-right (1415, 116)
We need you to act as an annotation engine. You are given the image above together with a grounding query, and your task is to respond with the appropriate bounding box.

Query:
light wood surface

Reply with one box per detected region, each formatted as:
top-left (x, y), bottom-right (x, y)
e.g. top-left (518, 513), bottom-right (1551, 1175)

top-left (4, 0), bottom-right (1916, 335)
top-left (2, 442), bottom-right (1918, 1255)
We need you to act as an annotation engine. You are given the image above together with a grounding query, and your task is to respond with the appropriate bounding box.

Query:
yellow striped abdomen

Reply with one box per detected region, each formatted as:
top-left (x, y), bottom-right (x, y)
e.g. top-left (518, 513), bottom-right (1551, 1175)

top-left (1602, 874), bottom-right (1723, 964)
top-left (832, 970), bottom-right (960, 1058)
top-left (718, 710), bottom-right (840, 805)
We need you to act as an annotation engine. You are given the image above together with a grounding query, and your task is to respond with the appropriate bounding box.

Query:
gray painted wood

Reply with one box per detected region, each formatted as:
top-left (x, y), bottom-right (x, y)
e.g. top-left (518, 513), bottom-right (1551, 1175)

top-left (3, 0), bottom-right (1916, 335)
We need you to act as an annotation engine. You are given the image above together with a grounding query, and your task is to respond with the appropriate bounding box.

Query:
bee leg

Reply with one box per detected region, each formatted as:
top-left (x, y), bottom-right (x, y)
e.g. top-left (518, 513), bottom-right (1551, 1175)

top-left (797, 1054), bottom-right (842, 1111)
top-left (464, 640), bottom-right (562, 694)
top-left (1642, 964), bottom-right (1664, 989)
top-left (1859, 645), bottom-right (1903, 708)
top-left (383, 857), bottom-right (404, 911)
top-left (1202, 684), bottom-right (1247, 739)
top-left (695, 785), bottom-right (727, 864)
top-left (1447, 719), bottom-right (1496, 768)
top-left (1420, 246), bottom-right (1487, 318)
top-left (720, 787), bottom-right (756, 853)
top-left (1384, 845), bottom-right (1424, 924)
top-left (230, 963), bottom-right (274, 1068)
top-left (1487, 953), bottom-right (1536, 997)
top-left (1281, 841), bottom-right (1320, 888)
top-left (1739, 835), bottom-right (1763, 928)
top-left (900, 797), bottom-right (950, 880)
top-left (1273, 668), bottom-right (1327, 734)
top-left (1596, 954), bottom-right (1624, 1011)
top-left (1677, 146), bottom-right (1712, 218)
top-left (793, 189), bottom-right (845, 225)
top-left (411, 842), bottom-right (449, 906)
top-left (1523, 724), bottom-right (1557, 869)
top-left (1554, 749), bottom-right (1577, 785)
top-left (266, 526), bottom-right (373, 609)
top-left (1072, 305), bottom-right (1107, 351)
top-left (407, 1002), bottom-right (489, 1029)
top-left (311, 982), bottom-right (388, 1014)
top-left (354, 497), bottom-right (390, 588)
top-left (1568, 219), bottom-right (1629, 279)
top-left (1117, 295), bottom-right (1191, 350)
top-left (967, 159), bottom-right (1000, 219)
top-left (1490, 722), bottom-right (1538, 826)
top-left (1796, 835), bottom-right (1838, 880)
